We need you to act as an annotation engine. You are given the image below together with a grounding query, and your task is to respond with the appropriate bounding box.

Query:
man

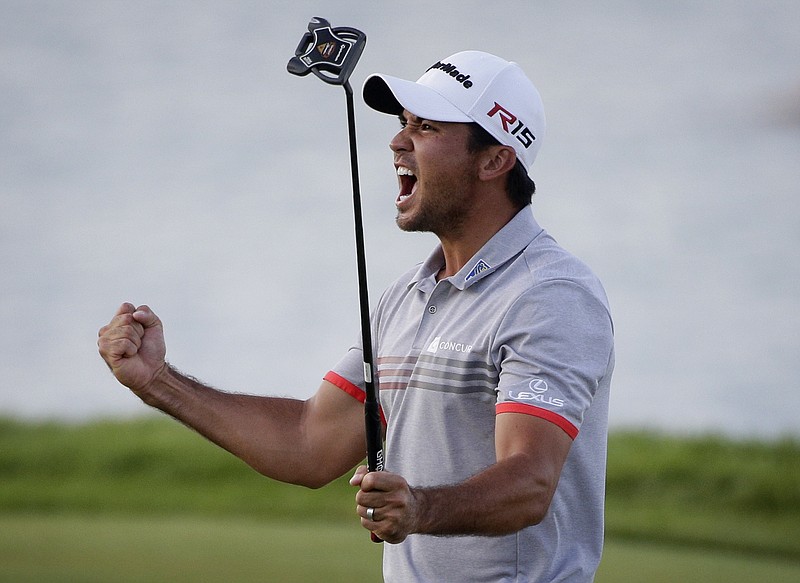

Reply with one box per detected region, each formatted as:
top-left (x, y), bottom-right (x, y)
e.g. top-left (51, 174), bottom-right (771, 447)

top-left (99, 51), bottom-right (614, 582)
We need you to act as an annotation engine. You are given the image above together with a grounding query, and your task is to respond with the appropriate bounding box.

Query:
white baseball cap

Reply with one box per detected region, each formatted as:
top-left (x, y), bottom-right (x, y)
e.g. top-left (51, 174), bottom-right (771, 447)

top-left (363, 51), bottom-right (546, 170)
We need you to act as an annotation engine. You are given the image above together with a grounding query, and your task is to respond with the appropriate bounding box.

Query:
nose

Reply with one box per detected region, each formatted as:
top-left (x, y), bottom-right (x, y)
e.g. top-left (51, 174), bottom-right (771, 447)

top-left (390, 126), bottom-right (411, 154)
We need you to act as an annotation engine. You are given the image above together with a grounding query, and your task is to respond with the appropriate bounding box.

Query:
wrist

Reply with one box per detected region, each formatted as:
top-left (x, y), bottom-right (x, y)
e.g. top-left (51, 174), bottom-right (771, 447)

top-left (408, 486), bottom-right (433, 535)
top-left (136, 361), bottom-right (171, 405)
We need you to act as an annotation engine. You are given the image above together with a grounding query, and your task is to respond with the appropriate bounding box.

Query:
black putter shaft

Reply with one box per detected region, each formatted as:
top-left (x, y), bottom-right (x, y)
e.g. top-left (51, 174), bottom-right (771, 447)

top-left (343, 79), bottom-right (384, 545)
top-left (344, 80), bottom-right (385, 477)
top-left (287, 19), bottom-right (383, 542)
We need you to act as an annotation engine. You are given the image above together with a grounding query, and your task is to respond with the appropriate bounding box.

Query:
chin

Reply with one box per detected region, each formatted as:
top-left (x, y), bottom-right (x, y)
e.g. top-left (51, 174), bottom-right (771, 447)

top-left (395, 213), bottom-right (424, 233)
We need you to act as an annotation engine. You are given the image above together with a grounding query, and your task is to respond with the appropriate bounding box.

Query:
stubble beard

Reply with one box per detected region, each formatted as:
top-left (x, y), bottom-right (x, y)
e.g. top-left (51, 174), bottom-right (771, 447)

top-left (395, 173), bottom-right (475, 238)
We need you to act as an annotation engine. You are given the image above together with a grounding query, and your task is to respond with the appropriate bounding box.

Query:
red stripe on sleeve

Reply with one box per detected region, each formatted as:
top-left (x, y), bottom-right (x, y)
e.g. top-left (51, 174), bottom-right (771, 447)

top-left (323, 371), bottom-right (387, 427)
top-left (496, 402), bottom-right (579, 440)
top-left (324, 371), bottom-right (364, 403)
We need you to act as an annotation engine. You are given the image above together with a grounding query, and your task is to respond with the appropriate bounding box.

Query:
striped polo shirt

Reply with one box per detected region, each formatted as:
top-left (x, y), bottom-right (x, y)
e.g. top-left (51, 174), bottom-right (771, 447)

top-left (327, 206), bottom-right (615, 582)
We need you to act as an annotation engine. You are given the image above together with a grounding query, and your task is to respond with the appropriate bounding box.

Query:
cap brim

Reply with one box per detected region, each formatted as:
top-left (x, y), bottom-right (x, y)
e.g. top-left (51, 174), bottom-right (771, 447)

top-left (363, 74), bottom-right (472, 123)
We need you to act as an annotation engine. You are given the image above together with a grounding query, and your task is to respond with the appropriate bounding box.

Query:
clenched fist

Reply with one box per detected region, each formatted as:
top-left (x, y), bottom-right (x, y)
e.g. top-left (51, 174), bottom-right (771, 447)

top-left (98, 303), bottom-right (167, 395)
top-left (351, 465), bottom-right (422, 544)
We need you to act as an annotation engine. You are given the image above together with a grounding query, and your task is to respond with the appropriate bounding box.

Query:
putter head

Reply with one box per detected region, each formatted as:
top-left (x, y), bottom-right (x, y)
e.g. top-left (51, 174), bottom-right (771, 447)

top-left (287, 17), bottom-right (366, 86)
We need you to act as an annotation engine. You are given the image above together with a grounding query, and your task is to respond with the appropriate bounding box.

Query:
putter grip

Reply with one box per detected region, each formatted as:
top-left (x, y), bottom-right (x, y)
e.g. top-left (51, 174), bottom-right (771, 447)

top-left (364, 399), bottom-right (383, 471)
top-left (364, 397), bottom-right (384, 543)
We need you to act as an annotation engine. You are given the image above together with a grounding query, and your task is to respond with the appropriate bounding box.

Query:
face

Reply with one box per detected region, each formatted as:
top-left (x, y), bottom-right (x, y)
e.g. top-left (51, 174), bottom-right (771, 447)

top-left (390, 110), bottom-right (481, 236)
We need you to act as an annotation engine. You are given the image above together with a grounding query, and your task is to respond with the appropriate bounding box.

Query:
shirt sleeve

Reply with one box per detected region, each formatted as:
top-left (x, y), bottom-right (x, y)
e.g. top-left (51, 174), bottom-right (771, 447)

top-left (326, 340), bottom-right (387, 427)
top-left (325, 345), bottom-right (367, 402)
top-left (493, 279), bottom-right (614, 439)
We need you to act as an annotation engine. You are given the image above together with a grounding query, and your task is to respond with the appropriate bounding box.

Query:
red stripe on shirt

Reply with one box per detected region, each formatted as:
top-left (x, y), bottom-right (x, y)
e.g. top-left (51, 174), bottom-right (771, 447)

top-left (324, 371), bottom-right (387, 427)
top-left (324, 371), bottom-right (364, 402)
top-left (496, 402), bottom-right (579, 440)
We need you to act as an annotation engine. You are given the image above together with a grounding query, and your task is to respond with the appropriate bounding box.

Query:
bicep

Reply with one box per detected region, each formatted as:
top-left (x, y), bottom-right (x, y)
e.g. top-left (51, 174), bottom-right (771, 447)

top-left (495, 412), bottom-right (573, 493)
top-left (302, 380), bottom-right (368, 481)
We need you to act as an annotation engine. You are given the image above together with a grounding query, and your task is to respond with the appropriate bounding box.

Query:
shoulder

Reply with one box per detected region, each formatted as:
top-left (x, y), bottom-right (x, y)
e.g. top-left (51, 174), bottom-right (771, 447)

top-left (520, 229), bottom-right (611, 317)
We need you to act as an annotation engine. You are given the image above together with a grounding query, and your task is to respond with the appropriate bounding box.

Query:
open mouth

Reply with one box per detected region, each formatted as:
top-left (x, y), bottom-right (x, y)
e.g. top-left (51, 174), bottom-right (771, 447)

top-left (397, 166), bottom-right (417, 204)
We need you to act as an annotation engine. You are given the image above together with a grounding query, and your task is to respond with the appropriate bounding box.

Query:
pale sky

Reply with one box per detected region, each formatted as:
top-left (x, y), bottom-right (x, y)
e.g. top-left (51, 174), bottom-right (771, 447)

top-left (2, 0), bottom-right (799, 438)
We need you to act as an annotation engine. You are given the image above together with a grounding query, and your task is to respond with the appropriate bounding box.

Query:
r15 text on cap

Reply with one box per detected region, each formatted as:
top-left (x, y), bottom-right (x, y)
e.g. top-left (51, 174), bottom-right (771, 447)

top-left (487, 102), bottom-right (536, 148)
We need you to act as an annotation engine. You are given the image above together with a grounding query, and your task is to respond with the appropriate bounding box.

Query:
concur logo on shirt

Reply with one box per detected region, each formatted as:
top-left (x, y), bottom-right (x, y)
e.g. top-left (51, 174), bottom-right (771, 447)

top-left (426, 336), bottom-right (473, 354)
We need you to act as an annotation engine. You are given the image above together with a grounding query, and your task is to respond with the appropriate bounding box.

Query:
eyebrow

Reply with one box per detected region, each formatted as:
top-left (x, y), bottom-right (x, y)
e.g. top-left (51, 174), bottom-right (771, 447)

top-left (398, 113), bottom-right (426, 125)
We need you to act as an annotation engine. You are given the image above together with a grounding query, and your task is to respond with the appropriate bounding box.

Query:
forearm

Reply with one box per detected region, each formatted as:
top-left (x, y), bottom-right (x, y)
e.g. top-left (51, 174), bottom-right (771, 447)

top-left (411, 453), bottom-right (554, 536)
top-left (141, 364), bottom-right (348, 488)
top-left (98, 304), bottom-right (364, 487)
top-left (354, 450), bottom-right (560, 543)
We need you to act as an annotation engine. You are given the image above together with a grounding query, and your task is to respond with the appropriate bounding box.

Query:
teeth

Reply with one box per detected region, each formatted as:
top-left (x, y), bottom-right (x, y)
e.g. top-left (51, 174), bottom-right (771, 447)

top-left (396, 166), bottom-right (417, 205)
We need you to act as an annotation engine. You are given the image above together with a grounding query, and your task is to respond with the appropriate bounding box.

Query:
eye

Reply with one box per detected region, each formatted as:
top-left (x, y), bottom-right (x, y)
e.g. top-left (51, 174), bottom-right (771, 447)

top-left (397, 117), bottom-right (436, 132)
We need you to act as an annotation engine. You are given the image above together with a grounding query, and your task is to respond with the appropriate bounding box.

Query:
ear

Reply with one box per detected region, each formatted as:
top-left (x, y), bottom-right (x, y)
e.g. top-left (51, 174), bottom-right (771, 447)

top-left (477, 145), bottom-right (517, 182)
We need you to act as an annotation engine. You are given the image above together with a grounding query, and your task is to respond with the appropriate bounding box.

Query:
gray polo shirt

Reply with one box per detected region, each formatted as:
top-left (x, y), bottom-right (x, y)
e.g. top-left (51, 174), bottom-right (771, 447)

top-left (327, 206), bottom-right (614, 582)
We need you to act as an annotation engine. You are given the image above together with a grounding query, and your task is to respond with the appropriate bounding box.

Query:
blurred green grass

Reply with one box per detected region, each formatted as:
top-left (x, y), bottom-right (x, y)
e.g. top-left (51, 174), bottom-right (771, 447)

top-left (0, 416), bottom-right (356, 521)
top-left (0, 514), bottom-right (385, 583)
top-left (1, 415), bottom-right (799, 574)
top-left (2, 514), bottom-right (800, 583)
top-left (604, 430), bottom-right (800, 560)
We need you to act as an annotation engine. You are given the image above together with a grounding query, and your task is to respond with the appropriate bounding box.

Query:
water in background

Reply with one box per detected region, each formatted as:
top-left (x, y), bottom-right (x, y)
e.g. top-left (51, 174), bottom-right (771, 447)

top-left (1, 1), bottom-right (798, 438)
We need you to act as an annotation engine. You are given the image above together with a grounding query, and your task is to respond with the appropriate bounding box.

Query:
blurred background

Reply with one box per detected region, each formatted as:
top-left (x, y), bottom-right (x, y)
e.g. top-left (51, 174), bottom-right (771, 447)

top-left (2, 0), bottom-right (799, 439)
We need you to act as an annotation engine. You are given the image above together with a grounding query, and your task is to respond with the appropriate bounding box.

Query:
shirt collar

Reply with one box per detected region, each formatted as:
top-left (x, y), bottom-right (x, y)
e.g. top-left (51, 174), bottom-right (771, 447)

top-left (409, 206), bottom-right (543, 291)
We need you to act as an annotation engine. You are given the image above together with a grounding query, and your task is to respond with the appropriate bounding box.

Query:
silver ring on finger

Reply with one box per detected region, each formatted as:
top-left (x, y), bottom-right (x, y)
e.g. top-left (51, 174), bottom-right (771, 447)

top-left (366, 507), bottom-right (375, 521)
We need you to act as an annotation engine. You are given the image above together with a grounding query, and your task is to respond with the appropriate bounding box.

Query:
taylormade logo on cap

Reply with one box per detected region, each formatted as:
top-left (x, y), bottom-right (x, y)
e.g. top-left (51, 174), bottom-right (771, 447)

top-left (363, 50), bottom-right (546, 169)
top-left (427, 61), bottom-right (474, 88)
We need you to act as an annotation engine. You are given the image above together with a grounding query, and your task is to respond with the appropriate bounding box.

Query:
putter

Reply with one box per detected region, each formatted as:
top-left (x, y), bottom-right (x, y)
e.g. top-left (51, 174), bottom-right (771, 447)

top-left (287, 18), bottom-right (384, 542)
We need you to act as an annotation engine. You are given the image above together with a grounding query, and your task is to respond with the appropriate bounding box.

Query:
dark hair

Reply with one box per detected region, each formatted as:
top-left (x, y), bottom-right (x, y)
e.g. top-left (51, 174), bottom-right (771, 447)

top-left (467, 123), bottom-right (536, 207)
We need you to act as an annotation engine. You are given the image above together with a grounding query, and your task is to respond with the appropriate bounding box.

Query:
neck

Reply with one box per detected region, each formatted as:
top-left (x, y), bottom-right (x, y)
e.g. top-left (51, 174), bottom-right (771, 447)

top-left (436, 201), bottom-right (520, 281)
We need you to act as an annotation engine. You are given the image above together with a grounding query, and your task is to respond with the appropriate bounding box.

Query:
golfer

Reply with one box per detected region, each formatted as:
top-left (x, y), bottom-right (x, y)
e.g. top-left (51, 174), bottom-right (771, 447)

top-left (98, 51), bottom-right (614, 582)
